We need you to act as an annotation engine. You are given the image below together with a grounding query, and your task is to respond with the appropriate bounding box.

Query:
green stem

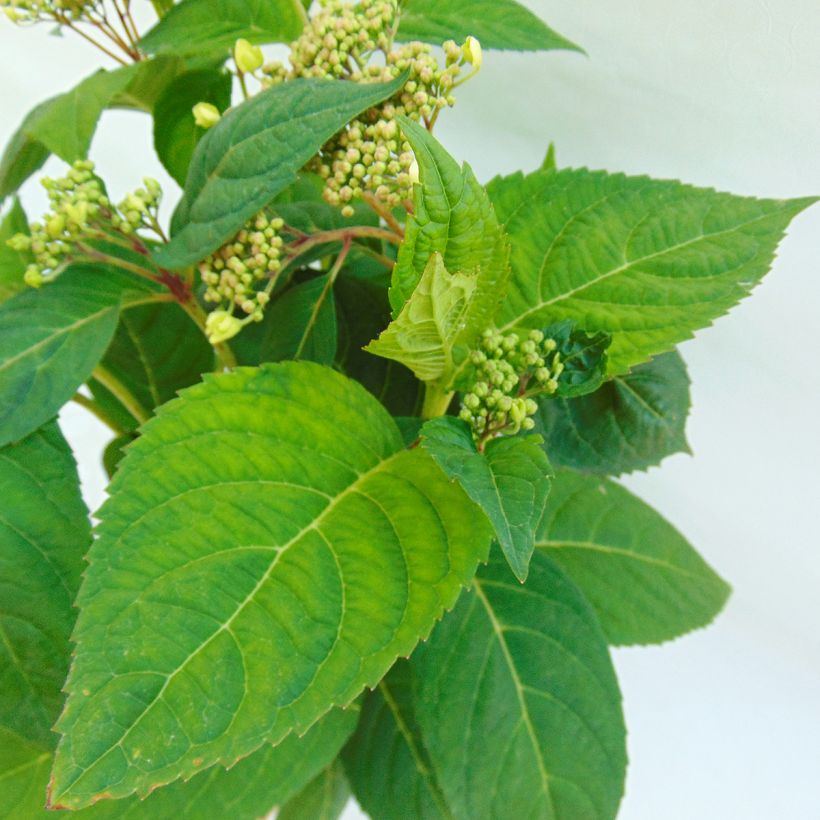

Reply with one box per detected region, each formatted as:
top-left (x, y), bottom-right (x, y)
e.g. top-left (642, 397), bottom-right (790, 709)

top-left (422, 385), bottom-right (455, 420)
top-left (71, 392), bottom-right (124, 435)
top-left (93, 365), bottom-right (150, 425)
top-left (284, 225), bottom-right (401, 267)
top-left (179, 299), bottom-right (238, 370)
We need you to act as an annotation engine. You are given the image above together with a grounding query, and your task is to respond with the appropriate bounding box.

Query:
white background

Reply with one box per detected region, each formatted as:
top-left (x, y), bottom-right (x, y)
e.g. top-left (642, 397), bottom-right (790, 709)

top-left (2, 1), bottom-right (819, 817)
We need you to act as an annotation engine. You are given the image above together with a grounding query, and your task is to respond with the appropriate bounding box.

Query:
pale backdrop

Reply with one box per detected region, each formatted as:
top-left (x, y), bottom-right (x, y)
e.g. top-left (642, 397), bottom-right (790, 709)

top-left (1, 1), bottom-right (818, 818)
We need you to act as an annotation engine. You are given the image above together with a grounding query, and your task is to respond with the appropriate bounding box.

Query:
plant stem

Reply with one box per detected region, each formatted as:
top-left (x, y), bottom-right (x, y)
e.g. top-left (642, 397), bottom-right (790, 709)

top-left (284, 225), bottom-right (401, 267)
top-left (93, 365), bottom-right (150, 425)
top-left (422, 385), bottom-right (455, 420)
top-left (71, 392), bottom-right (125, 435)
top-left (363, 192), bottom-right (405, 237)
top-left (179, 299), bottom-right (238, 370)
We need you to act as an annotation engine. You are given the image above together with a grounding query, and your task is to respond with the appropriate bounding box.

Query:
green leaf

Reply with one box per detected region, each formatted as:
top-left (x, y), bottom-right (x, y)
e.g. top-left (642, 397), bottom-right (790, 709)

top-left (544, 320), bottom-right (611, 399)
top-left (335, 277), bottom-right (422, 417)
top-left (488, 167), bottom-right (817, 373)
top-left (396, 0), bottom-right (582, 53)
top-left (0, 198), bottom-right (32, 302)
top-left (0, 266), bottom-right (153, 448)
top-left (140, 0), bottom-right (308, 57)
top-left (155, 74), bottom-right (407, 270)
top-left (108, 56), bottom-right (187, 113)
top-left (236, 275), bottom-right (337, 366)
top-left (98, 302), bottom-right (215, 420)
top-left (537, 471), bottom-right (730, 646)
top-left (49, 362), bottom-right (491, 809)
top-left (343, 662), bottom-right (452, 819)
top-left (0, 422), bottom-right (90, 750)
top-left (421, 417), bottom-right (552, 582)
top-left (413, 551), bottom-right (627, 819)
top-left (389, 117), bottom-right (509, 319)
top-left (278, 761), bottom-right (350, 820)
top-left (536, 350), bottom-right (691, 475)
top-left (367, 253), bottom-right (479, 386)
top-left (153, 69), bottom-right (233, 186)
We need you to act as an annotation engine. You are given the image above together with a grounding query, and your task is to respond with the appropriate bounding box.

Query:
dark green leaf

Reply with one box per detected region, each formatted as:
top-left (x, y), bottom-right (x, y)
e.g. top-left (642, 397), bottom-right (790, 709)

top-left (140, 0), bottom-right (308, 57)
top-left (102, 434), bottom-right (134, 479)
top-left (396, 0), bottom-right (582, 53)
top-left (536, 350), bottom-right (691, 475)
top-left (0, 198), bottom-right (31, 302)
top-left (544, 320), bottom-right (611, 399)
top-left (413, 551), bottom-right (627, 819)
top-left (343, 662), bottom-right (452, 819)
top-left (278, 761), bottom-right (350, 820)
top-left (488, 167), bottom-right (817, 373)
top-left (153, 69), bottom-right (233, 186)
top-left (155, 74), bottom-right (407, 269)
top-left (0, 266), bottom-right (154, 448)
top-left (537, 471), bottom-right (731, 645)
top-left (49, 362), bottom-right (491, 808)
top-left (422, 417), bottom-right (552, 582)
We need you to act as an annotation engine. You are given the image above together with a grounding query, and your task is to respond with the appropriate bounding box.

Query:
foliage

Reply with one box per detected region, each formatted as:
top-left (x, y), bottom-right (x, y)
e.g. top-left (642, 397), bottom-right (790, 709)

top-left (0, 1), bottom-right (812, 818)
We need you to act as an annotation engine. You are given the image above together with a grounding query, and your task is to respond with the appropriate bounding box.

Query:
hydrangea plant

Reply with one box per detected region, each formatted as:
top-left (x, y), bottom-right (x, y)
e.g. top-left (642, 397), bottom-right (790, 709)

top-left (0, 1), bottom-right (814, 817)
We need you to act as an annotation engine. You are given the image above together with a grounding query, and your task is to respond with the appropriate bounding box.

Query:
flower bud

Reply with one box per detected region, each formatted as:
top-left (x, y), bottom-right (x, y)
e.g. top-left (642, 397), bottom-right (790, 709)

top-left (463, 36), bottom-right (482, 69)
top-left (193, 102), bottom-right (221, 129)
top-left (24, 266), bottom-right (44, 288)
top-left (205, 310), bottom-right (244, 344)
top-left (234, 38), bottom-right (264, 73)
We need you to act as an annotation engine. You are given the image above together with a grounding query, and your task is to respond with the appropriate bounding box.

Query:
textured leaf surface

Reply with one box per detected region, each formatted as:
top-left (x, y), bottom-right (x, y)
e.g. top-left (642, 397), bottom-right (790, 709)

top-left (278, 761), bottom-right (350, 820)
top-left (140, 0), bottom-right (307, 56)
top-left (98, 302), bottom-right (215, 420)
top-left (488, 167), bottom-right (816, 373)
top-left (0, 266), bottom-right (152, 447)
top-left (422, 417), bottom-right (552, 582)
top-left (156, 75), bottom-right (406, 269)
top-left (538, 472), bottom-right (730, 645)
top-left (343, 662), bottom-right (451, 819)
top-left (0, 198), bottom-right (31, 302)
top-left (153, 69), bottom-right (233, 186)
top-left (536, 350), bottom-right (691, 475)
top-left (390, 117), bottom-right (509, 320)
top-left (396, 0), bottom-right (581, 53)
top-left (50, 362), bottom-right (491, 808)
top-left (544, 320), bottom-right (611, 399)
top-left (413, 551), bottom-right (626, 819)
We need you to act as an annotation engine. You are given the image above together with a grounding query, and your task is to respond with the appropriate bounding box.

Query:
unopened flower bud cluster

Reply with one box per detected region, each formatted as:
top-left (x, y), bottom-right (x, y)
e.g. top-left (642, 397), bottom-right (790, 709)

top-left (1, 0), bottom-right (89, 24)
top-left (199, 211), bottom-right (285, 330)
top-left (6, 160), bottom-right (162, 287)
top-left (259, 0), bottom-right (479, 216)
top-left (459, 329), bottom-right (566, 443)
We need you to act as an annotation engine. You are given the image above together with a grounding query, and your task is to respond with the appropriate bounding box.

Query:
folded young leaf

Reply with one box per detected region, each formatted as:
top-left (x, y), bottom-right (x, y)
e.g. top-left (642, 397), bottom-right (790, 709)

top-left (396, 0), bottom-right (582, 53)
top-left (390, 117), bottom-right (509, 319)
top-left (153, 69), bottom-right (233, 187)
top-left (49, 362), bottom-right (491, 809)
top-left (140, 0), bottom-right (308, 57)
top-left (413, 551), bottom-right (627, 819)
top-left (0, 266), bottom-right (155, 448)
top-left (543, 320), bottom-right (611, 399)
top-left (343, 661), bottom-right (452, 820)
top-left (421, 416), bottom-right (552, 582)
top-left (156, 74), bottom-right (407, 270)
top-left (0, 198), bottom-right (31, 303)
top-left (487, 167), bottom-right (817, 373)
top-left (537, 471), bottom-right (730, 646)
top-left (277, 761), bottom-right (350, 820)
top-left (536, 350), bottom-right (691, 475)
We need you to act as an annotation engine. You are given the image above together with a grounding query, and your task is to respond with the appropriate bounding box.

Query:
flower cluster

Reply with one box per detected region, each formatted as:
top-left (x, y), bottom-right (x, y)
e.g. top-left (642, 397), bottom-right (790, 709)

top-left (0, 0), bottom-right (89, 24)
top-left (260, 0), bottom-right (480, 215)
top-left (6, 160), bottom-right (162, 287)
top-left (198, 211), bottom-right (285, 338)
top-left (458, 329), bottom-right (566, 444)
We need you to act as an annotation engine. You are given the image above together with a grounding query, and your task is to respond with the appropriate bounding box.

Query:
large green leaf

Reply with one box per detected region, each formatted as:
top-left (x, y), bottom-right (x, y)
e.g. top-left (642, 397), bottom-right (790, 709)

top-left (153, 69), bottom-right (233, 186)
top-left (140, 0), bottom-right (308, 57)
top-left (413, 551), bottom-right (627, 819)
top-left (277, 761), bottom-right (350, 820)
top-left (421, 417), bottom-right (551, 582)
top-left (0, 422), bottom-right (90, 750)
top-left (343, 662), bottom-right (452, 819)
top-left (537, 471), bottom-right (730, 646)
top-left (0, 198), bottom-right (31, 302)
top-left (0, 266), bottom-right (154, 448)
top-left (536, 350), bottom-right (691, 475)
top-left (156, 75), bottom-right (407, 269)
top-left (98, 302), bottom-right (215, 420)
top-left (390, 117), bottom-right (509, 319)
top-left (396, 0), bottom-right (582, 53)
top-left (49, 362), bottom-right (491, 809)
top-left (487, 167), bottom-right (816, 373)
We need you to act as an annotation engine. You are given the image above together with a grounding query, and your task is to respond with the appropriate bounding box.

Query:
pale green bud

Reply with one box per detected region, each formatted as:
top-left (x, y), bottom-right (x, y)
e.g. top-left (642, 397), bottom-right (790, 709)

top-left (205, 310), bottom-right (244, 344)
top-left (234, 38), bottom-right (264, 73)
top-left (24, 266), bottom-right (44, 288)
top-left (463, 36), bottom-right (482, 69)
top-left (193, 102), bottom-right (221, 129)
